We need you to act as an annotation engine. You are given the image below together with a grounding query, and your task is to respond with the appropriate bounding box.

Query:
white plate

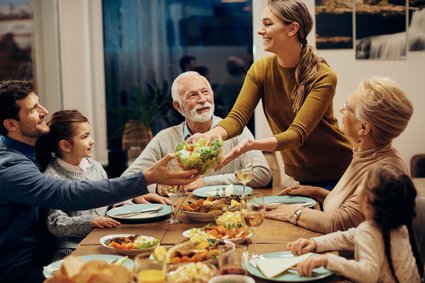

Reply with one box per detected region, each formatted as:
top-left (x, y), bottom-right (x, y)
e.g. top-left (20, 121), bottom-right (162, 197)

top-left (246, 251), bottom-right (332, 282)
top-left (100, 234), bottom-right (160, 255)
top-left (107, 204), bottom-right (171, 221)
top-left (182, 228), bottom-right (253, 244)
top-left (183, 210), bottom-right (222, 222)
top-left (209, 275), bottom-right (255, 283)
top-left (262, 196), bottom-right (316, 208)
top-left (43, 254), bottom-right (134, 278)
top-left (193, 185), bottom-right (253, 198)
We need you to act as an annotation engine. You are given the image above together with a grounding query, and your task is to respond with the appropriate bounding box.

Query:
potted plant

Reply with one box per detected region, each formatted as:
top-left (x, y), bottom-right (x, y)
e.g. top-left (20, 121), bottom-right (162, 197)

top-left (118, 80), bottom-right (171, 160)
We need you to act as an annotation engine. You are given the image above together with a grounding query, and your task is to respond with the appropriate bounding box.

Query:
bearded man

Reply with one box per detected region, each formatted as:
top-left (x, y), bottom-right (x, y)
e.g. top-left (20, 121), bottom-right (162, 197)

top-left (123, 71), bottom-right (271, 196)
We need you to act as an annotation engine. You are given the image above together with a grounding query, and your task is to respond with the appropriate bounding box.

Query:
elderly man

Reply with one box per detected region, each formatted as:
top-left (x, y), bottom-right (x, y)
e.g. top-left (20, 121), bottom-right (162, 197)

top-left (0, 80), bottom-right (196, 282)
top-left (123, 71), bottom-right (271, 194)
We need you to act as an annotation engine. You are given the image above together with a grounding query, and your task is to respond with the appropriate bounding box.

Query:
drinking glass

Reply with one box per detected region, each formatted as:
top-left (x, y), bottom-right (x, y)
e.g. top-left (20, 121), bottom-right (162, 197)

top-left (219, 245), bottom-right (248, 275)
top-left (240, 192), bottom-right (265, 256)
top-left (134, 255), bottom-right (166, 283)
top-left (234, 157), bottom-right (253, 195)
top-left (158, 184), bottom-right (182, 224)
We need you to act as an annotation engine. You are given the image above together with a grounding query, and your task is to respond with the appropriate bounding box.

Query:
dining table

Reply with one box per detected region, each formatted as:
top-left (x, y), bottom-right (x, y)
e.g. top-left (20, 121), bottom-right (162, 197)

top-left (69, 181), bottom-right (365, 283)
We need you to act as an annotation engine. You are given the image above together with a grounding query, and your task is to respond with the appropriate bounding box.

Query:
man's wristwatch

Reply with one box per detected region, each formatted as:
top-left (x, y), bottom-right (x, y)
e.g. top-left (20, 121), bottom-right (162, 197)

top-left (293, 207), bottom-right (304, 224)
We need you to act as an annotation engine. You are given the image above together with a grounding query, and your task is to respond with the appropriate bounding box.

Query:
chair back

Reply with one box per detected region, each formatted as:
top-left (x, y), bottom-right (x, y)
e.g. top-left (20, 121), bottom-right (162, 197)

top-left (411, 154), bottom-right (425, 178)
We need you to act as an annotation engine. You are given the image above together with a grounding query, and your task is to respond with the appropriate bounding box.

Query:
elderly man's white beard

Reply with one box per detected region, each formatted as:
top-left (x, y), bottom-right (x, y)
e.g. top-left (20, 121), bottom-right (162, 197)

top-left (181, 102), bottom-right (214, 123)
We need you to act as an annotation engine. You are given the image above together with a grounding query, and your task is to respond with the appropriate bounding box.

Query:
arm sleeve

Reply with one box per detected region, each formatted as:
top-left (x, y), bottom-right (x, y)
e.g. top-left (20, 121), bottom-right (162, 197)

top-left (217, 66), bottom-right (262, 139)
top-left (0, 155), bottom-right (148, 210)
top-left (121, 133), bottom-right (168, 193)
top-left (297, 191), bottom-right (364, 233)
top-left (322, 226), bottom-right (383, 283)
top-left (47, 209), bottom-right (94, 237)
top-left (313, 227), bottom-right (356, 252)
top-left (273, 70), bottom-right (337, 150)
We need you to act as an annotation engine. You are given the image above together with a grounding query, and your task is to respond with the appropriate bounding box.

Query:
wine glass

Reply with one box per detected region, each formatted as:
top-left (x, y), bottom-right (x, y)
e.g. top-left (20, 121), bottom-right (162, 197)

top-left (240, 192), bottom-right (265, 257)
top-left (158, 184), bottom-right (182, 224)
top-left (219, 245), bottom-right (248, 275)
top-left (134, 255), bottom-right (166, 283)
top-left (234, 157), bottom-right (253, 195)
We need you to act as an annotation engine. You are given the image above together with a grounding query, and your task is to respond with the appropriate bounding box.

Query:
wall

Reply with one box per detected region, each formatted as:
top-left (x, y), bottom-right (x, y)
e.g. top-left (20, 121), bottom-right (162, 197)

top-left (253, 0), bottom-right (425, 167)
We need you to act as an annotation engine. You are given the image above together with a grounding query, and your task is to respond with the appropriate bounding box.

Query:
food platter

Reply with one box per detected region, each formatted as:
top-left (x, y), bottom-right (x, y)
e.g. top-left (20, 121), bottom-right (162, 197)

top-left (43, 254), bottom-right (134, 278)
top-left (99, 234), bottom-right (160, 255)
top-left (182, 225), bottom-right (252, 244)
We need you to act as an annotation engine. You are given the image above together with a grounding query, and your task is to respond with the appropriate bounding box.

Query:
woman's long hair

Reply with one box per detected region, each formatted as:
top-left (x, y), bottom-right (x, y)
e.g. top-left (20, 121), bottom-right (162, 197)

top-left (363, 164), bottom-right (424, 282)
top-left (268, 0), bottom-right (324, 113)
top-left (36, 110), bottom-right (88, 172)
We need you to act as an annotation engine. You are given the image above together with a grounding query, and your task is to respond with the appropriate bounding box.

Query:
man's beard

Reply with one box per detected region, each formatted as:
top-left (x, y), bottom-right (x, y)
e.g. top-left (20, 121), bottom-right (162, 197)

top-left (182, 102), bottom-right (214, 123)
top-left (20, 122), bottom-right (50, 138)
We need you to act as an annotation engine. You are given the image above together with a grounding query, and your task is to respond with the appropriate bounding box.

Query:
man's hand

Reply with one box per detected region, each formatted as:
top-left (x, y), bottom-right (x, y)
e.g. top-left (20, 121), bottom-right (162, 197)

top-left (143, 153), bottom-right (198, 185)
top-left (287, 238), bottom-right (317, 255)
top-left (90, 216), bottom-right (120, 229)
top-left (182, 177), bottom-right (205, 192)
top-left (297, 254), bottom-right (328, 277)
top-left (133, 193), bottom-right (171, 205)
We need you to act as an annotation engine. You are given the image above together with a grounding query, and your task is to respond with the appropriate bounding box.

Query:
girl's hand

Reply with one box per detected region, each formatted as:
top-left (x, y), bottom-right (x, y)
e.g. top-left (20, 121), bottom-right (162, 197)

top-left (297, 254), bottom-right (328, 277)
top-left (287, 238), bottom-right (317, 255)
top-left (133, 193), bottom-right (171, 205)
top-left (91, 216), bottom-right (120, 229)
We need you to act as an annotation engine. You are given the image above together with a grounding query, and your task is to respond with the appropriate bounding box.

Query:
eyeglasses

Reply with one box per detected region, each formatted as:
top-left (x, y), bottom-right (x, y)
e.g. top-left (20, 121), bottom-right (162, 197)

top-left (340, 102), bottom-right (355, 114)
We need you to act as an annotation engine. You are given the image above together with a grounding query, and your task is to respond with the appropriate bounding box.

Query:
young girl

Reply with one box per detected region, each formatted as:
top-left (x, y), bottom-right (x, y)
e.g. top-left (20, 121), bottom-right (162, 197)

top-left (36, 110), bottom-right (120, 261)
top-left (287, 164), bottom-right (423, 283)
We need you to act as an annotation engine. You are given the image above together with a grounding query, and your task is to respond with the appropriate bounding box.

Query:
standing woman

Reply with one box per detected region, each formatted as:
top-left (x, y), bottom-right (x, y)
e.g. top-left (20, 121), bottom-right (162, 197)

top-left (191, 0), bottom-right (352, 189)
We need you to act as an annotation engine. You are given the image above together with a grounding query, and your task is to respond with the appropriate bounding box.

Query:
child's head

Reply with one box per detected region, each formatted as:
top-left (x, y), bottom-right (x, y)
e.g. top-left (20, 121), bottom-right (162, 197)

top-left (362, 164), bottom-right (416, 229)
top-left (36, 110), bottom-right (93, 170)
top-left (360, 164), bottom-right (423, 282)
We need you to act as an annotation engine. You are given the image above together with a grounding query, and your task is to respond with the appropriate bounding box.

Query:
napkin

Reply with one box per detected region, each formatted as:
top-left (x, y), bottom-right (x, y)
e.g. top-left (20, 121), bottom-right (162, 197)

top-left (254, 253), bottom-right (312, 278)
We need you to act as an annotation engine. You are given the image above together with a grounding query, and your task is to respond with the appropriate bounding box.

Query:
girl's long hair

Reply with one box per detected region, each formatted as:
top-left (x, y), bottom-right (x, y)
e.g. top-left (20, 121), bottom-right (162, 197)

top-left (364, 164), bottom-right (424, 282)
top-left (36, 110), bottom-right (88, 172)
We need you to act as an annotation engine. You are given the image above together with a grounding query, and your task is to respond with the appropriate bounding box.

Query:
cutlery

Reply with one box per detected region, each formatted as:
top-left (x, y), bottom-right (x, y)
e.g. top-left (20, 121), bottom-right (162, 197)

top-left (114, 206), bottom-right (163, 217)
top-left (266, 201), bottom-right (309, 206)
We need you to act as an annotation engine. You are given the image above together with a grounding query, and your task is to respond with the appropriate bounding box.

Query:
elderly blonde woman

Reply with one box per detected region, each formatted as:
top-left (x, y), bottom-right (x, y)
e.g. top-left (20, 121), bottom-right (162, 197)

top-left (266, 77), bottom-right (413, 233)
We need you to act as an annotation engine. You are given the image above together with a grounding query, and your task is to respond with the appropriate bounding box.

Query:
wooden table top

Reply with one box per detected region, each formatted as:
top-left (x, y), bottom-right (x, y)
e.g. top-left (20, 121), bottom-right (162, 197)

top-left (72, 187), bottom-right (353, 282)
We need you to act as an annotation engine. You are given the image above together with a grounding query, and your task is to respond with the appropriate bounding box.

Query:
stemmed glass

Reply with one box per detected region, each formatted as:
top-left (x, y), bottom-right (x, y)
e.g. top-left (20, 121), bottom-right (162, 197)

top-left (240, 192), bottom-right (265, 257)
top-left (158, 184), bottom-right (182, 224)
top-left (234, 157), bottom-right (253, 195)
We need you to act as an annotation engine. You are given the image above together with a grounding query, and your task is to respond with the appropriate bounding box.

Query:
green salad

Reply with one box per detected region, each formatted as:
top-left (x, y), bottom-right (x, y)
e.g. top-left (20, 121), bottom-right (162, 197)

top-left (133, 235), bottom-right (160, 249)
top-left (175, 136), bottom-right (224, 175)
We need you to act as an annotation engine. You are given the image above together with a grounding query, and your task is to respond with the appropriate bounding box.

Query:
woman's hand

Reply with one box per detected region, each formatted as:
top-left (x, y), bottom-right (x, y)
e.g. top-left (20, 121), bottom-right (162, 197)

top-left (143, 153), bottom-right (198, 185)
top-left (217, 138), bottom-right (254, 170)
top-left (265, 204), bottom-right (298, 222)
top-left (287, 238), bottom-right (317, 255)
top-left (182, 177), bottom-right (205, 192)
top-left (90, 216), bottom-right (121, 229)
top-left (278, 184), bottom-right (313, 197)
top-left (133, 193), bottom-right (171, 205)
top-left (297, 254), bottom-right (328, 277)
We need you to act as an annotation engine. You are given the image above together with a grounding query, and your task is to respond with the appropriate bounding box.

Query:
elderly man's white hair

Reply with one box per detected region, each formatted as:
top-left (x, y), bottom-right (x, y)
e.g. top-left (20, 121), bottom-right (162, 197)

top-left (171, 71), bottom-right (212, 103)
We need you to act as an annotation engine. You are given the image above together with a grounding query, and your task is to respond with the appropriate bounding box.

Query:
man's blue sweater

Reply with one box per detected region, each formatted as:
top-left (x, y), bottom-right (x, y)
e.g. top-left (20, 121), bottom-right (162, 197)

top-left (0, 136), bottom-right (148, 280)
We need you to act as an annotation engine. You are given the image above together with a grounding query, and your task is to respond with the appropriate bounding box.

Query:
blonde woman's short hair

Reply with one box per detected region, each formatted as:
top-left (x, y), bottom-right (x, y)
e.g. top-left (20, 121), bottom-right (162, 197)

top-left (355, 77), bottom-right (413, 146)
